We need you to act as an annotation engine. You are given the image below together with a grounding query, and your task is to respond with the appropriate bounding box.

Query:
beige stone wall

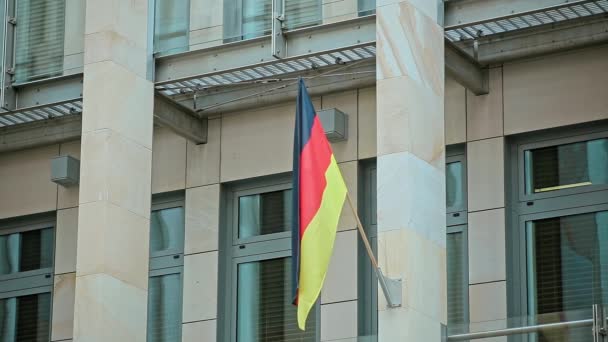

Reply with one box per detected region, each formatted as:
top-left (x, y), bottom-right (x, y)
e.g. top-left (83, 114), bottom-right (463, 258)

top-left (445, 45), bottom-right (608, 340)
top-left (148, 87), bottom-right (376, 341)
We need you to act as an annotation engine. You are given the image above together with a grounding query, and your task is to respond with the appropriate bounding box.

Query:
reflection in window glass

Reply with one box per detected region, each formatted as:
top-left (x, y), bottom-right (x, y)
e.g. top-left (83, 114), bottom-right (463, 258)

top-left (154, 0), bottom-right (189, 55)
top-left (526, 211), bottom-right (608, 341)
top-left (358, 0), bottom-right (376, 16)
top-left (238, 190), bottom-right (292, 239)
top-left (147, 274), bottom-right (182, 342)
top-left (15, 0), bottom-right (65, 83)
top-left (446, 162), bottom-right (464, 211)
top-left (525, 138), bottom-right (608, 194)
top-left (242, 0), bottom-right (272, 40)
top-left (150, 207), bottom-right (185, 255)
top-left (0, 293), bottom-right (51, 341)
top-left (447, 231), bottom-right (466, 334)
top-left (237, 257), bottom-right (315, 341)
top-left (284, 0), bottom-right (321, 30)
top-left (0, 228), bottom-right (54, 275)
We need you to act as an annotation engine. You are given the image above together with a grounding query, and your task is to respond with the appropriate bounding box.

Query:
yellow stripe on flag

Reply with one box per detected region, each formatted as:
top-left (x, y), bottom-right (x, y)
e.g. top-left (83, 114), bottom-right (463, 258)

top-left (297, 155), bottom-right (347, 330)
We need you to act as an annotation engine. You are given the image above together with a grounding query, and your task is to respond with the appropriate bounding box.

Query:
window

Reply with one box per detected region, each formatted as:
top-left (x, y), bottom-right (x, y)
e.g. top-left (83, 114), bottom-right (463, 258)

top-left (446, 146), bottom-right (469, 335)
top-left (221, 177), bottom-right (319, 342)
top-left (509, 126), bottom-right (608, 342)
top-left (14, 0), bottom-right (66, 83)
top-left (0, 215), bottom-right (55, 341)
top-left (358, 161), bottom-right (377, 341)
top-left (153, 0), bottom-right (190, 55)
top-left (147, 194), bottom-right (185, 342)
top-left (358, 0), bottom-right (375, 16)
top-left (223, 0), bottom-right (321, 42)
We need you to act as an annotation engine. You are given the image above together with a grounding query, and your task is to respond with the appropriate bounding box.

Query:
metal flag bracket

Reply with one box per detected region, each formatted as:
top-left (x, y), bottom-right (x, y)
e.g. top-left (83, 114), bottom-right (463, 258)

top-left (376, 267), bottom-right (402, 308)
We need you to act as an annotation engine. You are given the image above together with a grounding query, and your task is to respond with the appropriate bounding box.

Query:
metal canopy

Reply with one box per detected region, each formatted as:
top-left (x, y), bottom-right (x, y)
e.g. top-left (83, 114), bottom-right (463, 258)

top-left (445, 0), bottom-right (608, 42)
top-left (155, 43), bottom-right (376, 98)
top-left (0, 99), bottom-right (83, 128)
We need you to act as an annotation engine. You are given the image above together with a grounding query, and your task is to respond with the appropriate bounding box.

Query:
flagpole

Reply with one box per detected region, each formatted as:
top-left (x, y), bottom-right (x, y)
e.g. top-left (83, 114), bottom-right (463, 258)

top-left (345, 191), bottom-right (402, 308)
top-left (345, 192), bottom-right (378, 269)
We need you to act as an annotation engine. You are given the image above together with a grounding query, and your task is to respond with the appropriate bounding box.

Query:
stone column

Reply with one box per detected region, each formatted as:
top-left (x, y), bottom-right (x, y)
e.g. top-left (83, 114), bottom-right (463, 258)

top-left (375, 1), bottom-right (446, 341)
top-left (73, 1), bottom-right (154, 341)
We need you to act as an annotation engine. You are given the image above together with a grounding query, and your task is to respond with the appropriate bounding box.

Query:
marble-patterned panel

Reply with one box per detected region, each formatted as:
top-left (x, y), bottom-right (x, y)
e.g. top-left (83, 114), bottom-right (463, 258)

top-left (376, 2), bottom-right (444, 96)
top-left (378, 306), bottom-right (443, 341)
top-left (190, 0), bottom-right (223, 30)
top-left (152, 127), bottom-right (187, 194)
top-left (469, 208), bottom-right (506, 284)
top-left (55, 208), bottom-right (79, 275)
top-left (377, 229), bottom-right (446, 323)
top-left (82, 61), bottom-right (154, 150)
top-left (73, 272), bottom-right (148, 341)
top-left (445, 76), bottom-right (466, 145)
top-left (76, 200), bottom-right (150, 290)
top-left (467, 137), bottom-right (505, 212)
top-left (79, 129), bottom-right (153, 219)
top-left (186, 118), bottom-right (221, 188)
top-left (52, 273), bottom-right (76, 341)
top-left (338, 161), bottom-right (358, 232)
top-left (469, 281), bottom-right (507, 323)
top-left (377, 76), bottom-right (444, 166)
top-left (358, 87), bottom-right (377, 159)
top-left (321, 230), bottom-right (358, 304)
top-left (377, 0), bottom-right (442, 24)
top-left (467, 67), bottom-right (504, 141)
top-left (376, 152), bottom-right (446, 246)
top-left (321, 301), bottom-right (358, 341)
top-left (322, 0), bottom-right (358, 24)
top-left (185, 184), bottom-right (220, 254)
top-left (0, 145), bottom-right (59, 220)
top-left (182, 320), bottom-right (216, 342)
top-left (189, 26), bottom-right (223, 51)
top-left (183, 252), bottom-right (218, 322)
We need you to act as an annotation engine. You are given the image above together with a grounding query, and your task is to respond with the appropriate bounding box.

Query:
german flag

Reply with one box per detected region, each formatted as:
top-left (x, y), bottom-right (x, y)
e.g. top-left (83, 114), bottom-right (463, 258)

top-left (292, 78), bottom-right (347, 330)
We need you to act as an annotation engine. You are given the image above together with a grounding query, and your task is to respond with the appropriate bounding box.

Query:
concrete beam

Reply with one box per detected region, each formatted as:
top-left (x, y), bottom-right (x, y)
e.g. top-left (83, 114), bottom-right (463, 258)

top-left (444, 0), bottom-right (572, 27)
top-left (153, 94), bottom-right (208, 144)
top-left (0, 114), bottom-right (81, 153)
top-left (155, 15), bottom-right (376, 82)
top-left (445, 42), bottom-right (488, 95)
top-left (454, 16), bottom-right (608, 64)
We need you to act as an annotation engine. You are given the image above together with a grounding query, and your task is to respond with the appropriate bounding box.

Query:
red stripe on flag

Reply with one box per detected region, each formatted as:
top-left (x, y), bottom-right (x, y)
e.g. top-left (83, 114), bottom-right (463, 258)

top-left (299, 116), bottom-right (333, 238)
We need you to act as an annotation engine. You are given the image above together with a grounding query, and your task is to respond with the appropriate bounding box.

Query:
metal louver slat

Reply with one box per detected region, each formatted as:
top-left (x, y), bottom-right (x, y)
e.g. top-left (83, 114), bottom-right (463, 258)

top-left (445, 0), bottom-right (608, 42)
top-left (0, 99), bottom-right (82, 128)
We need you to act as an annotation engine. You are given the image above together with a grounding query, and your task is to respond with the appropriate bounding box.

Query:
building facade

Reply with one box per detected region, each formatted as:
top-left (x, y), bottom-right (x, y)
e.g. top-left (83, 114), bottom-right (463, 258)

top-left (0, 0), bottom-right (607, 341)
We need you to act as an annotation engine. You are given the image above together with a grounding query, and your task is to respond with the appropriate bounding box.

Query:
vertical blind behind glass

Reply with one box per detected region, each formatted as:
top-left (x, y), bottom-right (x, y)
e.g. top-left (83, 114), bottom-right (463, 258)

top-left (150, 207), bottom-right (185, 255)
top-left (0, 228), bottom-right (54, 275)
top-left (237, 257), bottom-right (316, 341)
top-left (447, 232), bottom-right (466, 334)
top-left (0, 293), bottom-right (52, 342)
top-left (154, 0), bottom-right (189, 55)
top-left (525, 138), bottom-right (608, 194)
top-left (527, 211), bottom-right (608, 342)
top-left (15, 0), bottom-right (65, 83)
top-left (238, 190), bottom-right (291, 239)
top-left (147, 274), bottom-right (182, 342)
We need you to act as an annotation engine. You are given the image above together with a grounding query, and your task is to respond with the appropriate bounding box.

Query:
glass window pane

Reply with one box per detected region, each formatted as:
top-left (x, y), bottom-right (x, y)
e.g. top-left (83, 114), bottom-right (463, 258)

top-left (0, 293), bottom-right (51, 342)
top-left (526, 210), bottom-right (608, 341)
top-left (237, 257), bottom-right (315, 341)
top-left (154, 0), bottom-right (189, 55)
top-left (446, 161), bottom-right (464, 211)
top-left (242, 0), bottom-right (272, 40)
top-left (15, 0), bottom-right (65, 83)
top-left (150, 207), bottom-right (185, 255)
top-left (147, 274), bottom-right (182, 342)
top-left (0, 228), bottom-right (54, 275)
top-left (238, 190), bottom-right (291, 239)
top-left (447, 231), bottom-right (466, 334)
top-left (358, 0), bottom-right (376, 15)
top-left (284, 0), bottom-right (320, 30)
top-left (525, 138), bottom-right (608, 194)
